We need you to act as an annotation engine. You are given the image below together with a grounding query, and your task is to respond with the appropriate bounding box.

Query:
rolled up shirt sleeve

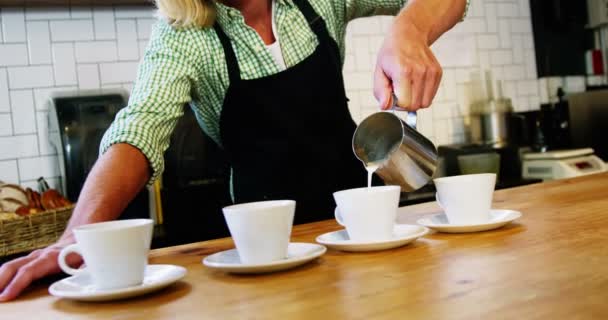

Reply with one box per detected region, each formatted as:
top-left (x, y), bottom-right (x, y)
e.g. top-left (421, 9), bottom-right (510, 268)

top-left (345, 0), bottom-right (469, 22)
top-left (100, 21), bottom-right (197, 184)
top-left (345, 0), bottom-right (406, 21)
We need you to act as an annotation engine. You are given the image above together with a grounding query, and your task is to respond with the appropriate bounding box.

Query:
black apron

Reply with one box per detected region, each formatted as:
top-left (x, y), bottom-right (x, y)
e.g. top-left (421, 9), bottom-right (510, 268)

top-left (216, 0), bottom-right (367, 224)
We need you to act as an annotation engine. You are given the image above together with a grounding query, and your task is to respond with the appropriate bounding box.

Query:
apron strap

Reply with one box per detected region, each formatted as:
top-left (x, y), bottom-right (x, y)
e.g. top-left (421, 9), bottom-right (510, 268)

top-left (292, 0), bottom-right (343, 79)
top-left (214, 0), bottom-right (340, 83)
top-left (213, 23), bottom-right (241, 84)
top-left (292, 0), bottom-right (328, 39)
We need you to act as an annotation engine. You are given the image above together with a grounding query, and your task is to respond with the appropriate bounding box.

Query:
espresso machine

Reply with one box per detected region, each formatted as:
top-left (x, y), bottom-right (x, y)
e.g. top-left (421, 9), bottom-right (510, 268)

top-left (437, 72), bottom-right (540, 190)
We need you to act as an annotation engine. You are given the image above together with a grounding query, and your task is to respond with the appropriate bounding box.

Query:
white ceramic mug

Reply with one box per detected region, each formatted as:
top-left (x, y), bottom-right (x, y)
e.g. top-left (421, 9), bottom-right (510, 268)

top-left (333, 186), bottom-right (401, 242)
top-left (58, 219), bottom-right (153, 290)
top-left (223, 200), bottom-right (295, 264)
top-left (433, 173), bottom-right (496, 225)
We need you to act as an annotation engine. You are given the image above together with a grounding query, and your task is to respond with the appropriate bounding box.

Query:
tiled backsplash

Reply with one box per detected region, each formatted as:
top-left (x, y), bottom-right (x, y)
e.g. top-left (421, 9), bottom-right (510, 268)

top-left (0, 6), bottom-right (156, 188)
top-left (0, 1), bottom-right (573, 188)
top-left (345, 0), bottom-right (544, 145)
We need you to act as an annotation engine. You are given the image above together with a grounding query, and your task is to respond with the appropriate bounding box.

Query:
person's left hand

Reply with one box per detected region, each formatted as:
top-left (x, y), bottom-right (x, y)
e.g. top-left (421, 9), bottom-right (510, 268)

top-left (374, 18), bottom-right (442, 111)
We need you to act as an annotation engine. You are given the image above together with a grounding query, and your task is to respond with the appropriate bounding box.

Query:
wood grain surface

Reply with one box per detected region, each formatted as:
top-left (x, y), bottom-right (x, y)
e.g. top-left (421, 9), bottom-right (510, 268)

top-left (3, 173), bottom-right (608, 319)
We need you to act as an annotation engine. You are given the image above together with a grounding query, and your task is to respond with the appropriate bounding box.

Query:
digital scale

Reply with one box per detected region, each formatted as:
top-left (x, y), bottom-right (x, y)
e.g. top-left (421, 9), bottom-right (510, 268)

top-left (522, 148), bottom-right (607, 181)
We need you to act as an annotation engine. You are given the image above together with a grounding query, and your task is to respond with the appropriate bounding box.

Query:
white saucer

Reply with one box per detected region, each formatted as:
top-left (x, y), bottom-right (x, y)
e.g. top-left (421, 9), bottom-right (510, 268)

top-left (315, 224), bottom-right (429, 252)
top-left (49, 264), bottom-right (187, 302)
top-left (202, 242), bottom-right (326, 274)
top-left (417, 209), bottom-right (522, 233)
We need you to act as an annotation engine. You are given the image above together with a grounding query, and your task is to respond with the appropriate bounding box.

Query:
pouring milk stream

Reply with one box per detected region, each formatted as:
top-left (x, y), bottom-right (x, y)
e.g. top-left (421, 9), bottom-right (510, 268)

top-left (354, 93), bottom-right (438, 192)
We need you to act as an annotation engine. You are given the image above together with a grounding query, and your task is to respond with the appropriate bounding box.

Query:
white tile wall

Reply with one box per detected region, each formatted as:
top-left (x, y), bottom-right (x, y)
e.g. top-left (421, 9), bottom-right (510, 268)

top-left (36, 111), bottom-right (56, 156)
top-left (9, 90), bottom-right (36, 134)
top-left (0, 44), bottom-right (29, 66)
top-left (113, 6), bottom-right (155, 18)
top-left (0, 69), bottom-right (9, 112)
top-left (26, 21), bottom-right (52, 64)
top-left (52, 43), bottom-right (77, 85)
top-left (77, 64), bottom-right (101, 89)
top-left (8, 65), bottom-right (54, 89)
top-left (99, 61), bottom-right (138, 83)
top-left (0, 160), bottom-right (19, 184)
top-left (0, 1), bottom-right (573, 187)
top-left (136, 19), bottom-right (155, 39)
top-left (1, 8), bottom-right (26, 43)
top-left (75, 41), bottom-right (118, 63)
top-left (116, 19), bottom-right (139, 61)
top-left (18, 155), bottom-right (60, 181)
top-left (0, 135), bottom-right (38, 161)
top-left (70, 7), bottom-right (92, 19)
top-left (93, 8), bottom-right (116, 40)
top-left (0, 114), bottom-right (13, 136)
top-left (0, 6), bottom-right (155, 185)
top-left (342, 0), bottom-right (551, 146)
top-left (50, 20), bottom-right (94, 41)
top-left (25, 8), bottom-right (70, 20)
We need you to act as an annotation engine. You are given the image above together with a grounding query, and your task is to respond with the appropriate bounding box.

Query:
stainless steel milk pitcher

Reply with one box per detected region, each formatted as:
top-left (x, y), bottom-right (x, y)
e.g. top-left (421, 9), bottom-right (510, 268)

top-left (353, 111), bottom-right (438, 192)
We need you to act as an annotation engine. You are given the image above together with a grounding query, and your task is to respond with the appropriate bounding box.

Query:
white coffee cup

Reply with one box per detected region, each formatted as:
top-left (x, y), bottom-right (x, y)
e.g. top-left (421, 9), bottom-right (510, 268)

top-left (333, 186), bottom-right (401, 242)
top-left (58, 219), bottom-right (153, 290)
top-left (222, 200), bottom-right (295, 264)
top-left (433, 173), bottom-right (496, 225)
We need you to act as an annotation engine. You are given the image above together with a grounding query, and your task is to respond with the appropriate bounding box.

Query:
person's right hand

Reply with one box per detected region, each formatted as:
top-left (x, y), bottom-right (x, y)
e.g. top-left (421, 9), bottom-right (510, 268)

top-left (0, 239), bottom-right (81, 302)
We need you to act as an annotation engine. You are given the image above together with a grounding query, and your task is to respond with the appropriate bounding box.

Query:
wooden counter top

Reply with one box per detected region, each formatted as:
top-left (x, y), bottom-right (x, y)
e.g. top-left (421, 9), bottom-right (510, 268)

top-left (3, 173), bottom-right (608, 319)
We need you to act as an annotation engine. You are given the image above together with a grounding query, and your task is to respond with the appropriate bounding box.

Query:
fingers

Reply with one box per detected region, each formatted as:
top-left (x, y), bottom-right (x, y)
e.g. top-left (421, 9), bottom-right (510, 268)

top-left (388, 51), bottom-right (442, 111)
top-left (408, 64), bottom-right (427, 110)
top-left (392, 73), bottom-right (412, 110)
top-left (0, 254), bottom-right (37, 292)
top-left (422, 57), bottom-right (443, 108)
top-left (373, 65), bottom-right (393, 110)
top-left (0, 249), bottom-right (62, 302)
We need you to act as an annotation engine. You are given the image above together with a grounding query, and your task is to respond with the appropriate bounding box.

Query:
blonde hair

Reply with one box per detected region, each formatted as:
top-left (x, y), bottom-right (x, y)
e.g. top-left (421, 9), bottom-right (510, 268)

top-left (156, 0), bottom-right (216, 28)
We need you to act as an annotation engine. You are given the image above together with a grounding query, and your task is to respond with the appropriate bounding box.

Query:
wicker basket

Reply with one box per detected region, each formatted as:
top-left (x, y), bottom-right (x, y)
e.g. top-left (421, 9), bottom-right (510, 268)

top-left (0, 206), bottom-right (74, 257)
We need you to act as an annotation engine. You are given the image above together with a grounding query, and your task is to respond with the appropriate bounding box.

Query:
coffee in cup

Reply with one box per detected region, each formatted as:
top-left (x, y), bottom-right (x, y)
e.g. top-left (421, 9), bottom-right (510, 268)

top-left (433, 173), bottom-right (496, 224)
top-left (58, 219), bottom-right (154, 290)
top-left (222, 200), bottom-right (295, 264)
top-left (333, 185), bottom-right (400, 242)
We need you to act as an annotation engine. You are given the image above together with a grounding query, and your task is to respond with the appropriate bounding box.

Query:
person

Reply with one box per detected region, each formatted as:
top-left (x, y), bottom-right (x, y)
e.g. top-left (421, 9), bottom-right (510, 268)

top-left (0, 0), bottom-right (467, 301)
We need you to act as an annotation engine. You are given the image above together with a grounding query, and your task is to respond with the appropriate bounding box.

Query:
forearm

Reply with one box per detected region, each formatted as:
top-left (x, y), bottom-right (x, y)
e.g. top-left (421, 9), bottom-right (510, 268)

top-left (58, 143), bottom-right (151, 244)
top-left (395, 0), bottom-right (467, 45)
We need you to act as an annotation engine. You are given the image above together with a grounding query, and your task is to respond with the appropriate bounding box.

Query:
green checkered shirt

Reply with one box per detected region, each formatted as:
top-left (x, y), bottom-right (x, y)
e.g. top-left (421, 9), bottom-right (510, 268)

top-left (100, 0), bottom-right (468, 183)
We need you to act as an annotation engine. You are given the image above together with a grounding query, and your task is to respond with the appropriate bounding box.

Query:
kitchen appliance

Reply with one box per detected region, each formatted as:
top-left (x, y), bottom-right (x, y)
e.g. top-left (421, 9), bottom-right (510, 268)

top-left (160, 106), bottom-right (232, 245)
top-left (47, 90), bottom-right (233, 247)
top-left (469, 72), bottom-right (514, 147)
top-left (543, 88), bottom-right (571, 150)
top-left (47, 90), bottom-right (151, 221)
top-left (511, 89), bottom-right (571, 152)
top-left (567, 90), bottom-right (608, 161)
top-left (522, 148), bottom-right (607, 181)
top-left (457, 153), bottom-right (501, 176)
top-left (469, 98), bottom-right (513, 147)
top-left (398, 143), bottom-right (541, 207)
top-left (353, 111), bottom-right (438, 192)
top-left (438, 143), bottom-right (526, 188)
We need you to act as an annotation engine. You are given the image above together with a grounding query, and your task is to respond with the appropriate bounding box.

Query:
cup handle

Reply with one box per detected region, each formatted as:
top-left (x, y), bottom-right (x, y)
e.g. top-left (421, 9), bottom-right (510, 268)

top-left (334, 207), bottom-right (346, 226)
top-left (435, 193), bottom-right (445, 210)
top-left (58, 244), bottom-right (84, 276)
